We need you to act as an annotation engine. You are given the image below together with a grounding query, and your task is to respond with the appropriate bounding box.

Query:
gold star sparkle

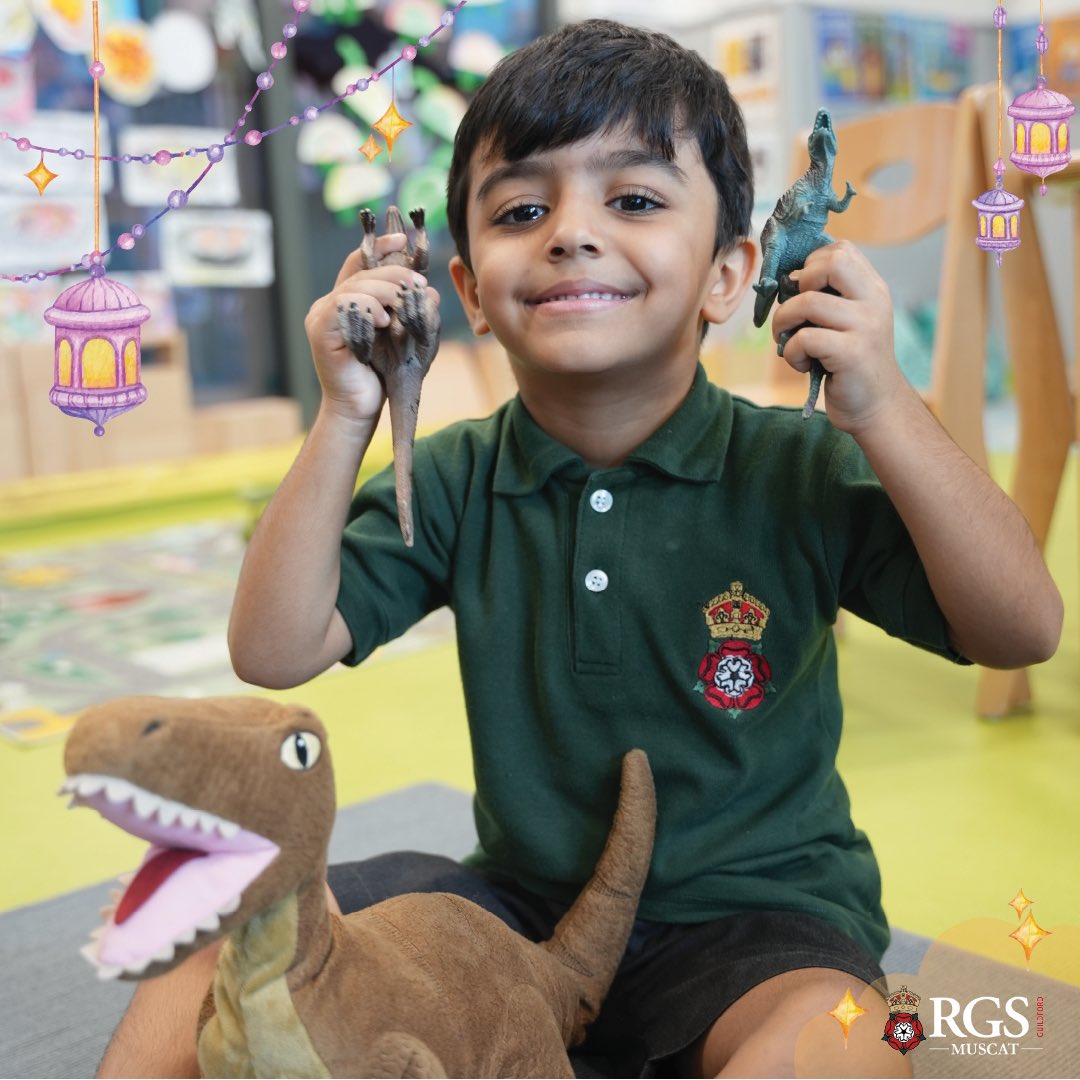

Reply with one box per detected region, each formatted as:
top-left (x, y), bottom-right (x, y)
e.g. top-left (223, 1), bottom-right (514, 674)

top-left (358, 133), bottom-right (384, 162)
top-left (1008, 888), bottom-right (1034, 919)
top-left (26, 155), bottom-right (59, 196)
top-left (1010, 910), bottom-right (1052, 966)
top-left (828, 988), bottom-right (867, 1047)
top-left (371, 100), bottom-right (412, 159)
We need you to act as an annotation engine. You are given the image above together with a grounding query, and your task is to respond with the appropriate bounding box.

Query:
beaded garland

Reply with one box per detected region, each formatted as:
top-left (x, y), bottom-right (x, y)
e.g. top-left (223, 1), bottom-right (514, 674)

top-left (2, 1), bottom-right (468, 285)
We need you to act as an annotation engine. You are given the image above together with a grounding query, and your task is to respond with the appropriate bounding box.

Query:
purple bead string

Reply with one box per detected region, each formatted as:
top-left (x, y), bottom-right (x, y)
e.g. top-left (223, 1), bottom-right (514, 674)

top-left (2, 1), bottom-right (467, 283)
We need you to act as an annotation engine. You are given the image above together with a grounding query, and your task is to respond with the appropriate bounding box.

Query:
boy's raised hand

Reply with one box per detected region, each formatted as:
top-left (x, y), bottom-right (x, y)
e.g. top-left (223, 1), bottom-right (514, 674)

top-left (303, 231), bottom-right (440, 424)
top-left (770, 240), bottom-right (910, 434)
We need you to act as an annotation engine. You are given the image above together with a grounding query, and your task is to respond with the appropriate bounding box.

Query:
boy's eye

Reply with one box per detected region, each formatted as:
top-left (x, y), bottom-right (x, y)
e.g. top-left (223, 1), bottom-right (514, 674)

top-left (494, 202), bottom-right (546, 225)
top-left (610, 192), bottom-right (663, 214)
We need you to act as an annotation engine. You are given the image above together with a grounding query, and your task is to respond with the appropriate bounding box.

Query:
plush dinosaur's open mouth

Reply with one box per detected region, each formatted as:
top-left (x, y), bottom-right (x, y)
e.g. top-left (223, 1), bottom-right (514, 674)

top-left (60, 773), bottom-right (280, 979)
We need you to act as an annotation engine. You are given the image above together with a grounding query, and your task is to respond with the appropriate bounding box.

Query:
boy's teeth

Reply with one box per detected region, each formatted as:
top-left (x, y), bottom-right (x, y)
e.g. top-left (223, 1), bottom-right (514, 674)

top-left (545, 292), bottom-right (626, 302)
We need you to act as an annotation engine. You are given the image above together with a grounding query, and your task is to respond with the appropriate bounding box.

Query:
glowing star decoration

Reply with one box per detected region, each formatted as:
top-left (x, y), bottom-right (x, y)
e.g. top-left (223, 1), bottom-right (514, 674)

top-left (25, 153), bottom-right (59, 195)
top-left (828, 989), bottom-right (867, 1048)
top-left (1010, 910), bottom-right (1052, 966)
top-left (358, 133), bottom-right (384, 162)
top-left (372, 99), bottom-right (412, 160)
top-left (1008, 887), bottom-right (1034, 919)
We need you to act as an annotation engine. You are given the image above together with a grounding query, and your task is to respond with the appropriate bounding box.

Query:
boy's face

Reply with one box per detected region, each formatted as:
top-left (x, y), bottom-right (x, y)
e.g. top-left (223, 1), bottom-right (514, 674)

top-left (449, 125), bottom-right (753, 383)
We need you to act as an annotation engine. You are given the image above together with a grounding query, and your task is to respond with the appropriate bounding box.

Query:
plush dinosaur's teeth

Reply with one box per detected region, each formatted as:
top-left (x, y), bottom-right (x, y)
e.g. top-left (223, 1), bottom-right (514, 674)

top-left (58, 778), bottom-right (76, 795)
top-left (215, 820), bottom-right (240, 840)
top-left (117, 871), bottom-right (135, 887)
top-left (123, 956), bottom-right (153, 976)
top-left (99, 904), bottom-right (116, 921)
top-left (156, 800), bottom-right (182, 826)
top-left (75, 775), bottom-right (108, 797)
top-left (195, 912), bottom-right (221, 933)
top-left (153, 943), bottom-right (177, 964)
top-left (67, 796), bottom-right (78, 810)
top-left (96, 964), bottom-right (123, 981)
top-left (174, 925), bottom-right (198, 946)
top-left (89, 926), bottom-right (105, 941)
top-left (178, 807), bottom-right (199, 830)
top-left (105, 778), bottom-right (134, 803)
top-left (132, 791), bottom-right (158, 819)
top-left (217, 894), bottom-right (241, 916)
top-left (109, 889), bottom-right (123, 904)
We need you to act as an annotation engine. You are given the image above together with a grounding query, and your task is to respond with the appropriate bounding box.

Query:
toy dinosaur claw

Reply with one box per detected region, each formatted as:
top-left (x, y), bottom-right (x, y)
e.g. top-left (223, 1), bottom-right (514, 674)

top-left (752, 278), bottom-right (779, 327)
top-left (337, 301), bottom-right (376, 366)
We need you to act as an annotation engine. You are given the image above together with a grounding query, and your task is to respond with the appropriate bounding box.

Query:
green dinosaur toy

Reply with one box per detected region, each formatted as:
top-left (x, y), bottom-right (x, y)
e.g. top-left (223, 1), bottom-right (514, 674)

top-left (752, 108), bottom-right (856, 418)
top-left (62, 696), bottom-right (656, 1078)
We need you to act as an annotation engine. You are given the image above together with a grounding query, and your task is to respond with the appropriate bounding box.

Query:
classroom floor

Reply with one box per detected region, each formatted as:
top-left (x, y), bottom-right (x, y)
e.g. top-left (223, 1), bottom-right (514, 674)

top-left (2, 441), bottom-right (1077, 987)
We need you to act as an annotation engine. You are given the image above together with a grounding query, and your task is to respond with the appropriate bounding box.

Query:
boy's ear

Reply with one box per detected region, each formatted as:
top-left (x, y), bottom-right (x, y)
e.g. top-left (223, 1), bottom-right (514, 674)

top-left (448, 255), bottom-right (491, 336)
top-left (702, 238), bottom-right (757, 327)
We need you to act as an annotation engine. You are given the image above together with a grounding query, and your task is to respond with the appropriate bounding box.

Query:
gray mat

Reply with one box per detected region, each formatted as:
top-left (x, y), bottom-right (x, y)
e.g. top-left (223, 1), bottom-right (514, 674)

top-left (3, 783), bottom-right (1076, 1078)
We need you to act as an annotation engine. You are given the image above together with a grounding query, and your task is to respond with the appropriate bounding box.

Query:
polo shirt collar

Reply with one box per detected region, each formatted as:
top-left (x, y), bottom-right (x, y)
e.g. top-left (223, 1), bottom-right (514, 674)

top-left (492, 363), bottom-right (732, 495)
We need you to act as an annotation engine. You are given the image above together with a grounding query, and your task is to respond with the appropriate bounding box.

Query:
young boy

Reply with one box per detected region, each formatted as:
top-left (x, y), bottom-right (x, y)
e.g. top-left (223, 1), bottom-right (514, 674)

top-left (99, 18), bottom-right (1062, 1080)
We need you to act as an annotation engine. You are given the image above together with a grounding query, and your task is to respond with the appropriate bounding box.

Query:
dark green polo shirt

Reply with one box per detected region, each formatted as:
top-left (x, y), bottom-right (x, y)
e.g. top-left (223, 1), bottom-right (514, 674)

top-left (337, 364), bottom-right (964, 958)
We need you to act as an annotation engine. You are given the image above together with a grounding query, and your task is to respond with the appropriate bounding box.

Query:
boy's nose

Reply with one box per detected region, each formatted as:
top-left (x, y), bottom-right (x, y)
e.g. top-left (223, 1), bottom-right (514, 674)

top-left (546, 215), bottom-right (602, 259)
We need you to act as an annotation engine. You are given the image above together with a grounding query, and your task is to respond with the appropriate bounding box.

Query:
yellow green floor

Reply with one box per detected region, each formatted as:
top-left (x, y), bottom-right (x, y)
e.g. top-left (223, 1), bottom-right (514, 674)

top-left (2, 446), bottom-right (1077, 984)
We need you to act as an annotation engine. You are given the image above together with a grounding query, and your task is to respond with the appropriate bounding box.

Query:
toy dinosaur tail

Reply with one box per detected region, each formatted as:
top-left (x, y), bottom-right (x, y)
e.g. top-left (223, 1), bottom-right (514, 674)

top-left (383, 359), bottom-right (424, 547)
top-left (542, 750), bottom-right (656, 1046)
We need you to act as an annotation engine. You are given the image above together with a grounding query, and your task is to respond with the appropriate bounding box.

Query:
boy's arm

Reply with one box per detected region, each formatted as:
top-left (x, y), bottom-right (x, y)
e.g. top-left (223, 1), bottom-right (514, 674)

top-left (228, 235), bottom-right (436, 689)
top-left (773, 240), bottom-right (1063, 669)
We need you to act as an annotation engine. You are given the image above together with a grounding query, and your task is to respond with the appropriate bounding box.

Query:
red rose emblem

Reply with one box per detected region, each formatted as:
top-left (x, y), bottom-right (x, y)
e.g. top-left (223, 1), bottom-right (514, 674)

top-left (697, 640), bottom-right (772, 714)
top-left (882, 1013), bottom-right (926, 1055)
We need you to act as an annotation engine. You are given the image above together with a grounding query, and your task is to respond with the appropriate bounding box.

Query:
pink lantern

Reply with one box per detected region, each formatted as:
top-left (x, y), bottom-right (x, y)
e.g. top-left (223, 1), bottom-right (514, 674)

top-left (1009, 75), bottom-right (1075, 194)
top-left (973, 178), bottom-right (1024, 268)
top-left (43, 275), bottom-right (150, 436)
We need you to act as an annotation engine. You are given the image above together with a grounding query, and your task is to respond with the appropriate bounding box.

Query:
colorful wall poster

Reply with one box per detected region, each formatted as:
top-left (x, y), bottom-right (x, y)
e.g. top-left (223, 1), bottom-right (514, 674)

top-left (0, 109), bottom-right (114, 195)
top-left (159, 209), bottom-right (274, 288)
top-left (0, 56), bottom-right (36, 123)
top-left (712, 11), bottom-right (782, 110)
top-left (0, 191), bottom-right (106, 276)
top-left (816, 8), bottom-right (860, 104)
top-left (912, 18), bottom-right (972, 100)
top-left (117, 126), bottom-right (240, 209)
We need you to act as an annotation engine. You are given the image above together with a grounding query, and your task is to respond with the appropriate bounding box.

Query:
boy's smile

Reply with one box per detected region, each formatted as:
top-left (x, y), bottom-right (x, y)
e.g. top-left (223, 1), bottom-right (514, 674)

top-left (449, 127), bottom-right (753, 390)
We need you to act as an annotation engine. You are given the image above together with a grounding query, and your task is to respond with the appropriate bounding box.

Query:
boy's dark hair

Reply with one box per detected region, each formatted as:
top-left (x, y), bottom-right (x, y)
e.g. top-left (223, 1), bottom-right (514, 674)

top-left (446, 19), bottom-right (754, 272)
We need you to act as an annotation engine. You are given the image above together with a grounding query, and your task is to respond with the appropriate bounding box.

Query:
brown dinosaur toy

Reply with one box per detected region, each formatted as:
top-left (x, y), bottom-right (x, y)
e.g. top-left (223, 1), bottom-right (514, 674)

top-left (337, 206), bottom-right (440, 547)
top-left (62, 696), bottom-right (656, 1078)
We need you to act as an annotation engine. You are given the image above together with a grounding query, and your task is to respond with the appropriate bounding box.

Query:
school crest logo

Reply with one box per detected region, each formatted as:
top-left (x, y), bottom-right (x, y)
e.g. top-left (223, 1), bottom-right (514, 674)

top-left (882, 986), bottom-right (927, 1055)
top-left (694, 582), bottom-right (775, 717)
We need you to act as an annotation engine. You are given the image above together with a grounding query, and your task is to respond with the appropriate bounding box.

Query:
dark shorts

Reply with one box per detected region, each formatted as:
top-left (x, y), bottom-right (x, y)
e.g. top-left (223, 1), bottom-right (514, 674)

top-left (328, 852), bottom-right (885, 1078)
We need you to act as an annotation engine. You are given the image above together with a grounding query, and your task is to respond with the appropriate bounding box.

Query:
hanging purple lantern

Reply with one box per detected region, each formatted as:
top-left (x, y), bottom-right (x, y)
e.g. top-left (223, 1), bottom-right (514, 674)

top-left (973, 177), bottom-right (1025, 267)
top-left (44, 275), bottom-right (151, 436)
top-left (1009, 76), bottom-right (1075, 193)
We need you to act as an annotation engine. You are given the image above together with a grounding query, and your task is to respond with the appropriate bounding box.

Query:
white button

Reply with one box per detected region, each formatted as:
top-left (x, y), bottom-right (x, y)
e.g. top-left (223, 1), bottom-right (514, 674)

top-left (585, 569), bottom-right (609, 592)
top-left (590, 489), bottom-right (614, 513)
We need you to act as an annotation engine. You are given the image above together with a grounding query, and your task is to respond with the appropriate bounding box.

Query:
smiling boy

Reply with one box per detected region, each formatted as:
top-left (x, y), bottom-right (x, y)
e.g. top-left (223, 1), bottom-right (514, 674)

top-left (98, 18), bottom-right (1061, 1080)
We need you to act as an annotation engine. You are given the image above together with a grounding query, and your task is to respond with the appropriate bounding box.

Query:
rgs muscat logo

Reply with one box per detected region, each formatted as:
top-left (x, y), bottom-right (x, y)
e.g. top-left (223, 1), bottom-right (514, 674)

top-left (881, 985), bottom-right (1045, 1058)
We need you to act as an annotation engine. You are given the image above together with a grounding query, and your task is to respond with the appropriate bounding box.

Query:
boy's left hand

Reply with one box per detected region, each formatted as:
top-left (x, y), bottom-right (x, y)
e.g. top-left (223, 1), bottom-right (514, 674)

top-left (771, 240), bottom-right (909, 435)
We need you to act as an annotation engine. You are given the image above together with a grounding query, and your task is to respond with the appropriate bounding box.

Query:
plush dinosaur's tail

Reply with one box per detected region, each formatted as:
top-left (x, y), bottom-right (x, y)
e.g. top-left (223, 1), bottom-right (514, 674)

top-left (542, 750), bottom-right (656, 1047)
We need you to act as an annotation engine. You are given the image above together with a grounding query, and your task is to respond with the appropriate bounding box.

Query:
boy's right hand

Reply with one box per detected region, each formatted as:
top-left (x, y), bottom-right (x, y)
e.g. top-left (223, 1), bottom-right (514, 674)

top-left (303, 232), bottom-right (437, 424)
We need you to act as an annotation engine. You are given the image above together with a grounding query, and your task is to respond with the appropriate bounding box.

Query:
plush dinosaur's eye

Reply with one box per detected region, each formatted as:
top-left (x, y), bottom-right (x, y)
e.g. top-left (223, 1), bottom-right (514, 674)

top-left (280, 731), bottom-right (322, 770)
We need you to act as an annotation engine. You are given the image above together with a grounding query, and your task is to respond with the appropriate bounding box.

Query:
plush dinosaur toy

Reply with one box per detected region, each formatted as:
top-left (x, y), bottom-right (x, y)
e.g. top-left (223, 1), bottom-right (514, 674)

top-left (337, 205), bottom-right (440, 547)
top-left (62, 696), bottom-right (655, 1078)
top-left (752, 108), bottom-right (856, 418)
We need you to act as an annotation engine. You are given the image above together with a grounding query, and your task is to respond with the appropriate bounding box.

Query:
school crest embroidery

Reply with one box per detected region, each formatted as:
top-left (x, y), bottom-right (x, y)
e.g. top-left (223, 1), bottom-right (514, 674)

top-left (881, 986), bottom-right (927, 1056)
top-left (694, 582), bottom-right (775, 717)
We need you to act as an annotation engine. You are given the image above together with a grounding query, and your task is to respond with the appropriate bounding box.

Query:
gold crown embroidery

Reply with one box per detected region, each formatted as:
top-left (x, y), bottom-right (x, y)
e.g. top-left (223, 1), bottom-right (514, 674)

top-left (703, 582), bottom-right (770, 642)
top-left (886, 986), bottom-right (921, 1014)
